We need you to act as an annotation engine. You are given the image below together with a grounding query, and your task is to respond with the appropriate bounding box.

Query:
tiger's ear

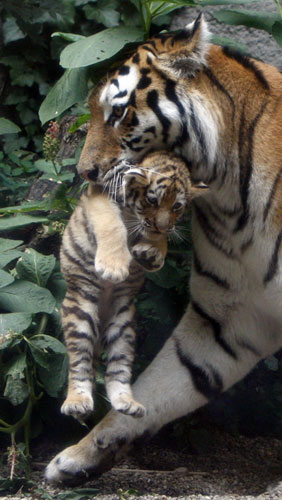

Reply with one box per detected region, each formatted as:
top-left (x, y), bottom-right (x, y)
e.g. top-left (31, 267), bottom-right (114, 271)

top-left (154, 14), bottom-right (210, 79)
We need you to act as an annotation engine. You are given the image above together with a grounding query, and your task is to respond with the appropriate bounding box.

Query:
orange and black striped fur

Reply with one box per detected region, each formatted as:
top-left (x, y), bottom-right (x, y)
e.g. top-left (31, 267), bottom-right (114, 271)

top-left (60, 151), bottom-right (203, 419)
top-left (47, 15), bottom-right (282, 485)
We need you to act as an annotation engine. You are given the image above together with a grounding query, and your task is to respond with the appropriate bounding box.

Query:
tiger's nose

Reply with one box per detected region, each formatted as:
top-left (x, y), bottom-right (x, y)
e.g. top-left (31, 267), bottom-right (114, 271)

top-left (80, 165), bottom-right (99, 182)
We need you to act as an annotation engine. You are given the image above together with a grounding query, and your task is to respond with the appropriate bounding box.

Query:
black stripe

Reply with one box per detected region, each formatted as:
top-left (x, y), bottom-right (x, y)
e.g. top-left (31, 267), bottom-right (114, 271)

top-left (142, 45), bottom-right (157, 56)
top-left (191, 300), bottom-right (237, 359)
top-left (61, 305), bottom-right (98, 335)
top-left (194, 204), bottom-right (235, 259)
top-left (111, 79), bottom-right (119, 88)
top-left (132, 53), bottom-right (140, 64)
top-left (165, 78), bottom-right (185, 116)
top-left (235, 100), bottom-right (268, 232)
top-left (263, 169), bottom-right (282, 223)
top-left (119, 65), bottom-right (130, 75)
top-left (71, 356), bottom-right (91, 367)
top-left (147, 89), bottom-right (170, 143)
top-left (204, 67), bottom-right (235, 114)
top-left (66, 286), bottom-right (99, 304)
top-left (137, 75), bottom-right (152, 90)
top-left (114, 90), bottom-right (127, 99)
top-left (107, 353), bottom-right (128, 363)
top-left (264, 230), bottom-right (282, 284)
top-left (193, 252), bottom-right (230, 289)
top-left (175, 338), bottom-right (223, 399)
top-left (68, 225), bottom-right (93, 264)
top-left (222, 46), bottom-right (270, 90)
top-left (106, 321), bottom-right (134, 346)
top-left (67, 330), bottom-right (93, 341)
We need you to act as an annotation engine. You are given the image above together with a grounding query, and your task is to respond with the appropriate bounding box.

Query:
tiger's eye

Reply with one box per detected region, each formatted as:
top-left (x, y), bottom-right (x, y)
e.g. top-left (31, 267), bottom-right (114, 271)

top-left (112, 105), bottom-right (124, 118)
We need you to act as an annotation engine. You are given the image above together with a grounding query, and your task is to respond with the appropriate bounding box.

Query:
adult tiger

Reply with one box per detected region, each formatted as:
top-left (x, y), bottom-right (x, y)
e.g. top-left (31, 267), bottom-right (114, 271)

top-left (46, 14), bottom-right (282, 484)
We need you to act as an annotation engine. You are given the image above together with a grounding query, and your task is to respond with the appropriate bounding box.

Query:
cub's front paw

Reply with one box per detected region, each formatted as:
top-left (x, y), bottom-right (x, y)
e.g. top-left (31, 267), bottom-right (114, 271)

top-left (95, 247), bottom-right (131, 283)
top-left (61, 392), bottom-right (94, 419)
top-left (132, 243), bottom-right (164, 271)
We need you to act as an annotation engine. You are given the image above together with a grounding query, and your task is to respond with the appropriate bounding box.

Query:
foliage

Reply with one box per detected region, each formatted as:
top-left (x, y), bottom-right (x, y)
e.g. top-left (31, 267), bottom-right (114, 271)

top-left (0, 239), bottom-right (67, 476)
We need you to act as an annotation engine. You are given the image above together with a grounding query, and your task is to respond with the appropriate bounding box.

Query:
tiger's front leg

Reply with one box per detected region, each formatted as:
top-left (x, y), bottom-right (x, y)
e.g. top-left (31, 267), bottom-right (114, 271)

top-left (46, 304), bottom-right (263, 485)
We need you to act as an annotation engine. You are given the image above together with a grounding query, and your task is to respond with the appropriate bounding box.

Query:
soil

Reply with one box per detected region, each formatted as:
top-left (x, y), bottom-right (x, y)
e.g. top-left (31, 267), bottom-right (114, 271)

top-left (1, 429), bottom-right (282, 500)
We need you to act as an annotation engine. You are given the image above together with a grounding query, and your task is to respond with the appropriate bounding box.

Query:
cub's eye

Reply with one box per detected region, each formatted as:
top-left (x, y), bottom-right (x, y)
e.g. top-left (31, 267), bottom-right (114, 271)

top-left (173, 202), bottom-right (183, 211)
top-left (147, 195), bottom-right (158, 207)
top-left (112, 105), bottom-right (124, 118)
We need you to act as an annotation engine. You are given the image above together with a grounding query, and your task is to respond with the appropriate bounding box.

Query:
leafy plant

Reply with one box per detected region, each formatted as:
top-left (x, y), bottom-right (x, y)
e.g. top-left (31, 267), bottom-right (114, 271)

top-left (0, 238), bottom-right (67, 477)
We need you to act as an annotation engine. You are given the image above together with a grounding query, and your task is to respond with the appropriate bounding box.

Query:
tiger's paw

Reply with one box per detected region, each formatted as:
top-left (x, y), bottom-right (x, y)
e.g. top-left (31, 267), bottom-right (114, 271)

top-left (61, 392), bottom-right (94, 419)
top-left (111, 393), bottom-right (146, 419)
top-left (132, 243), bottom-right (164, 271)
top-left (45, 414), bottom-right (130, 485)
top-left (95, 247), bottom-right (131, 283)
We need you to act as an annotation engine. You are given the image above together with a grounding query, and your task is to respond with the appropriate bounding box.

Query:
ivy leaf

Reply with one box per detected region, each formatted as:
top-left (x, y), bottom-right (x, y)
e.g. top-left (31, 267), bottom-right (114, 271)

top-left (0, 312), bottom-right (32, 335)
top-left (83, 2), bottom-right (120, 28)
top-left (51, 32), bottom-right (86, 42)
top-left (60, 26), bottom-right (144, 69)
top-left (4, 374), bottom-right (29, 406)
top-left (0, 280), bottom-right (56, 314)
top-left (0, 269), bottom-right (15, 288)
top-left (0, 238), bottom-right (23, 252)
top-left (0, 118), bottom-right (21, 135)
top-left (16, 248), bottom-right (56, 287)
top-left (39, 68), bottom-right (88, 125)
top-left (3, 17), bottom-right (26, 44)
top-left (4, 352), bottom-right (27, 379)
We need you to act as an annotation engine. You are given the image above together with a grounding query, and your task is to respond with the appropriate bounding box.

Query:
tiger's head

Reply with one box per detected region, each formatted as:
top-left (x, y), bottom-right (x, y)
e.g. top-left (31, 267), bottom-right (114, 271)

top-left (117, 151), bottom-right (206, 238)
top-left (78, 14), bottom-right (213, 184)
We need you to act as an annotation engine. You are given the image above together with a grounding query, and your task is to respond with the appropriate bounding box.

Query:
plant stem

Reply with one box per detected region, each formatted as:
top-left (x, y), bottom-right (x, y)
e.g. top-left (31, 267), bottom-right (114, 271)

top-left (36, 313), bottom-right (48, 336)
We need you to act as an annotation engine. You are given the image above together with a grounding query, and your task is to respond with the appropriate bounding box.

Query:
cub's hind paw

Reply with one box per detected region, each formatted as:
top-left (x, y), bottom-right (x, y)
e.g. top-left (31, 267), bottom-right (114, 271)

top-left (132, 243), bottom-right (164, 271)
top-left (61, 393), bottom-right (94, 419)
top-left (95, 248), bottom-right (131, 283)
top-left (111, 393), bottom-right (146, 419)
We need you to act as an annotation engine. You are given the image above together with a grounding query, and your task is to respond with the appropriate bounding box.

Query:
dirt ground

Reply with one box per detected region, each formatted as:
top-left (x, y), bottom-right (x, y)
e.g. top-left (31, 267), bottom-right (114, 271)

top-left (1, 429), bottom-right (282, 500)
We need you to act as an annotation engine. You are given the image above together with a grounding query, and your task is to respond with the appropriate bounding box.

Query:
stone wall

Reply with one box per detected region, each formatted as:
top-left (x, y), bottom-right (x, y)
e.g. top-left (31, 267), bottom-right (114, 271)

top-left (171, 1), bottom-right (282, 69)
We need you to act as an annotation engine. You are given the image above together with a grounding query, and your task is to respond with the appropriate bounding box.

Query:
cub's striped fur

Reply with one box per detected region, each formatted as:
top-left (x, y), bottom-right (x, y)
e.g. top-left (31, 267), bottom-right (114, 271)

top-left (61, 151), bottom-right (202, 420)
top-left (47, 15), bottom-right (282, 485)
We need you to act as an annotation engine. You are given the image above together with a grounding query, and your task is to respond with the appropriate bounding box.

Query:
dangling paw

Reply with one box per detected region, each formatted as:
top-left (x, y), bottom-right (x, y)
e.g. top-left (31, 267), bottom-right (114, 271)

top-left (132, 243), bottom-right (164, 271)
top-left (61, 392), bottom-right (94, 419)
top-left (95, 246), bottom-right (131, 283)
top-left (111, 393), bottom-right (146, 419)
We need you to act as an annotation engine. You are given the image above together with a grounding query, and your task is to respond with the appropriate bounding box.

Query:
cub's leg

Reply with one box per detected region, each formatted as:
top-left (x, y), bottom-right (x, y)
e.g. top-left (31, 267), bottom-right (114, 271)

top-left (86, 185), bottom-right (131, 283)
top-left (46, 303), bottom-right (265, 485)
top-left (103, 265), bottom-right (145, 418)
top-left (60, 278), bottom-right (101, 420)
top-left (132, 235), bottom-right (167, 271)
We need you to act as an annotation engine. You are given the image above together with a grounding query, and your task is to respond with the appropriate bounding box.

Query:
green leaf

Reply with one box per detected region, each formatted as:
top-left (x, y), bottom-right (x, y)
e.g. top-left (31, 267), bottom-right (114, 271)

top-left (0, 280), bottom-right (56, 314)
top-left (4, 374), bottom-right (29, 406)
top-left (147, 259), bottom-right (187, 289)
top-left (213, 9), bottom-right (280, 33)
top-left (0, 238), bottom-right (23, 253)
top-left (60, 26), bottom-right (144, 69)
top-left (199, 0), bottom-right (264, 4)
top-left (0, 118), bottom-right (21, 135)
top-left (0, 214), bottom-right (49, 231)
top-left (83, 3), bottom-right (120, 28)
top-left (4, 352), bottom-right (27, 378)
top-left (211, 35), bottom-right (248, 53)
top-left (39, 68), bottom-right (88, 125)
top-left (38, 353), bottom-right (68, 397)
top-left (3, 17), bottom-right (25, 44)
top-left (0, 269), bottom-right (15, 288)
top-left (272, 20), bottom-right (282, 47)
top-left (52, 32), bottom-right (86, 42)
top-left (31, 334), bottom-right (66, 354)
top-left (16, 248), bottom-right (56, 287)
top-left (28, 342), bottom-right (52, 370)
top-left (0, 312), bottom-right (32, 334)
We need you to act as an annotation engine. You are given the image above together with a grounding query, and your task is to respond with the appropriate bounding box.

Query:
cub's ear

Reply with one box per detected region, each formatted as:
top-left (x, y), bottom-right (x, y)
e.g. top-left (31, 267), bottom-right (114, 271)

top-left (123, 168), bottom-right (148, 188)
top-left (154, 13), bottom-right (210, 79)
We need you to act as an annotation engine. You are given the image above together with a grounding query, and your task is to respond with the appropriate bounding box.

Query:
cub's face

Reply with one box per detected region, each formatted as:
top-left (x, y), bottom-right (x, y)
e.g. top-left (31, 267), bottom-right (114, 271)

top-left (77, 16), bottom-right (209, 183)
top-left (120, 151), bottom-right (204, 237)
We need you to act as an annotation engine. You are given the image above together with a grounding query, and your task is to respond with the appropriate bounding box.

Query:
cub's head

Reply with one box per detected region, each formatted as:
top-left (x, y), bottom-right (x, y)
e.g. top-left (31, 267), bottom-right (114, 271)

top-left (78, 14), bottom-right (210, 183)
top-left (119, 151), bottom-right (206, 237)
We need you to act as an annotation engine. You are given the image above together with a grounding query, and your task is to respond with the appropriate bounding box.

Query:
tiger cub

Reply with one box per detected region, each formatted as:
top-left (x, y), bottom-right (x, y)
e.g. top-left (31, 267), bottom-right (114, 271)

top-left (60, 151), bottom-right (205, 419)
